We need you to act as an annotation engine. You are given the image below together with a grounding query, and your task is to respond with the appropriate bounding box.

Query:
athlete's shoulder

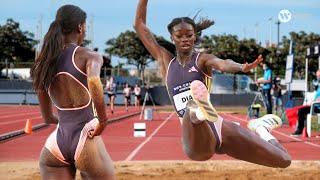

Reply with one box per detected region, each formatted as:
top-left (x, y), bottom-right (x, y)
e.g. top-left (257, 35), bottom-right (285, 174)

top-left (198, 52), bottom-right (217, 61)
top-left (77, 47), bottom-right (103, 63)
top-left (196, 52), bottom-right (218, 74)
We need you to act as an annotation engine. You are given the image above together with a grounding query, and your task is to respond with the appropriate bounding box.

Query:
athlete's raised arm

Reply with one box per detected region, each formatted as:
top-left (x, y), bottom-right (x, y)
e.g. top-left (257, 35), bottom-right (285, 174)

top-left (134, 0), bottom-right (173, 76)
top-left (199, 53), bottom-right (263, 73)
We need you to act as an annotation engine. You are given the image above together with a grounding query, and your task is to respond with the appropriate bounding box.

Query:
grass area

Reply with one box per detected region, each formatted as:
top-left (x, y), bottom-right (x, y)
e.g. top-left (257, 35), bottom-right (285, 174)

top-left (311, 116), bottom-right (320, 131)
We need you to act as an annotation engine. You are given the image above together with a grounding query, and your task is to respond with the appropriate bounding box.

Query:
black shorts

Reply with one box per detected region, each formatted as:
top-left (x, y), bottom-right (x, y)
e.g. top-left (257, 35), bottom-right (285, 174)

top-left (125, 96), bottom-right (130, 100)
top-left (107, 93), bottom-right (116, 98)
top-left (135, 95), bottom-right (141, 99)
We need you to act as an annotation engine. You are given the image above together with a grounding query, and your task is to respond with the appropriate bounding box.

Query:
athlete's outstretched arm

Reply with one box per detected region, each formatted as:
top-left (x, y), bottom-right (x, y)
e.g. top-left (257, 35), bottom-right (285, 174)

top-left (200, 54), bottom-right (263, 73)
top-left (134, 0), bottom-right (172, 77)
top-left (37, 90), bottom-right (58, 124)
top-left (86, 51), bottom-right (107, 137)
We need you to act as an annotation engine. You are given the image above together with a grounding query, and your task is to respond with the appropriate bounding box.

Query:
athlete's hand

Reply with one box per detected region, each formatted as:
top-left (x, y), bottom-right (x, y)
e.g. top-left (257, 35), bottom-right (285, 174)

top-left (88, 121), bottom-right (107, 138)
top-left (242, 55), bottom-right (263, 73)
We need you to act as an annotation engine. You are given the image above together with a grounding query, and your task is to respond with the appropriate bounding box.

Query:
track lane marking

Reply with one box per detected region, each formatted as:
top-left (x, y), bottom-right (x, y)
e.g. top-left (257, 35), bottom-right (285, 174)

top-left (0, 111), bottom-right (40, 119)
top-left (0, 116), bottom-right (42, 125)
top-left (125, 112), bottom-right (174, 161)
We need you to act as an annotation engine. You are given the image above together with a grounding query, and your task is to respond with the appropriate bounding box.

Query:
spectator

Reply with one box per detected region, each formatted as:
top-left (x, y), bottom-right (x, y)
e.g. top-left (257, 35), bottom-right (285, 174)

top-left (273, 76), bottom-right (283, 115)
top-left (134, 83), bottom-right (142, 108)
top-left (123, 83), bottom-right (131, 111)
top-left (105, 76), bottom-right (117, 114)
top-left (256, 62), bottom-right (272, 114)
top-left (291, 69), bottom-right (320, 136)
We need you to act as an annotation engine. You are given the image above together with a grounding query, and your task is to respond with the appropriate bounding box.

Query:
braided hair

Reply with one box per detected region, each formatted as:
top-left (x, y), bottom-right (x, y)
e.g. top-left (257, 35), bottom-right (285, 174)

top-left (167, 16), bottom-right (214, 44)
top-left (163, 16), bottom-right (214, 54)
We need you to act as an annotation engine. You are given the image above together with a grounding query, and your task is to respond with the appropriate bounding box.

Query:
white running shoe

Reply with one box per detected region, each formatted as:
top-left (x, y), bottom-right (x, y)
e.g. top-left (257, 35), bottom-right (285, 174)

top-left (190, 80), bottom-right (218, 122)
top-left (247, 114), bottom-right (282, 132)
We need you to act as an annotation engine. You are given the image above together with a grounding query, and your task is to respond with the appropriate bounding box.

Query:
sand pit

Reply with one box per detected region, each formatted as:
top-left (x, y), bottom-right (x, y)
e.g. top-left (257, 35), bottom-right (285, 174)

top-left (1, 160), bottom-right (319, 180)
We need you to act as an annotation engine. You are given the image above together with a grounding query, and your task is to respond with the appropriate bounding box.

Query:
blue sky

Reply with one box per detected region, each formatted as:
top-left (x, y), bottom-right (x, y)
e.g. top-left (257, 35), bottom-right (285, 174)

top-left (1, 0), bottom-right (319, 67)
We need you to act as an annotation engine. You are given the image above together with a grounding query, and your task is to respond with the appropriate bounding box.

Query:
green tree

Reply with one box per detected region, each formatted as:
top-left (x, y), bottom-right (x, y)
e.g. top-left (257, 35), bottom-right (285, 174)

top-left (284, 31), bottom-right (320, 79)
top-left (266, 31), bottom-right (320, 80)
top-left (264, 46), bottom-right (286, 77)
top-left (200, 34), bottom-right (269, 76)
top-left (0, 19), bottom-right (37, 74)
top-left (105, 30), bottom-right (170, 82)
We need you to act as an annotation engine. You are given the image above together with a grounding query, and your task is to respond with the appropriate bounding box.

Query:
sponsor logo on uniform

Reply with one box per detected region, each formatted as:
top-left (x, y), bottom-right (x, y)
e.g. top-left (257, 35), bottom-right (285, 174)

top-left (188, 66), bottom-right (198, 73)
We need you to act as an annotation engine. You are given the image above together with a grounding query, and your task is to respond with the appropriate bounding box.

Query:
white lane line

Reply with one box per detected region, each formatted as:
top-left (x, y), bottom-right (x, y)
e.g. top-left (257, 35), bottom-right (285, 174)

top-left (221, 113), bottom-right (320, 149)
top-left (125, 112), bottom-right (174, 161)
top-left (0, 116), bottom-right (42, 125)
top-left (0, 111), bottom-right (40, 119)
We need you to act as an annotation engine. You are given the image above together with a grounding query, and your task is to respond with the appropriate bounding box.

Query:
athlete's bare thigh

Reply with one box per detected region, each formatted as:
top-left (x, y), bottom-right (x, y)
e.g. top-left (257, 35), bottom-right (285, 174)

top-left (75, 136), bottom-right (114, 180)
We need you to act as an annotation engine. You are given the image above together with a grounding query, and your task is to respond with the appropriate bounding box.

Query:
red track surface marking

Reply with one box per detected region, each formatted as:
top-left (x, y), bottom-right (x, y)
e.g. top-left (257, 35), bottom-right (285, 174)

top-left (0, 116), bottom-right (41, 126)
top-left (0, 106), bottom-right (35, 114)
top-left (0, 111), bottom-right (40, 119)
top-left (0, 107), bottom-right (141, 161)
top-left (132, 113), bottom-right (233, 161)
top-left (103, 112), bottom-right (171, 161)
top-left (0, 106), bottom-right (139, 135)
top-left (0, 117), bottom-right (43, 134)
top-left (1, 105), bottom-right (320, 162)
top-left (0, 112), bottom-right (41, 121)
top-left (0, 126), bottom-right (56, 160)
top-left (125, 112), bottom-right (174, 161)
top-left (132, 113), bottom-right (187, 160)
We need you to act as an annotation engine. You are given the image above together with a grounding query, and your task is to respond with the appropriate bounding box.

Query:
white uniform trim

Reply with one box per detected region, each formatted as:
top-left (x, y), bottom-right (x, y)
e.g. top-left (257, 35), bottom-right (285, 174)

top-left (165, 57), bottom-right (176, 83)
top-left (72, 46), bottom-right (87, 77)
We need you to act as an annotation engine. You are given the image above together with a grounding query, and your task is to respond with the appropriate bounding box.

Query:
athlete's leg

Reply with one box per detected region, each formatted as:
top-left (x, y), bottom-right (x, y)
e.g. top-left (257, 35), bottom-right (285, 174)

top-left (188, 80), bottom-right (290, 167)
top-left (75, 136), bottom-right (114, 180)
top-left (39, 147), bottom-right (76, 180)
top-left (263, 89), bottom-right (272, 114)
top-left (181, 100), bottom-right (217, 161)
top-left (126, 97), bottom-right (129, 111)
top-left (124, 98), bottom-right (128, 111)
top-left (297, 106), bottom-right (311, 132)
top-left (218, 120), bottom-right (291, 168)
top-left (137, 96), bottom-right (141, 107)
top-left (110, 95), bottom-right (115, 113)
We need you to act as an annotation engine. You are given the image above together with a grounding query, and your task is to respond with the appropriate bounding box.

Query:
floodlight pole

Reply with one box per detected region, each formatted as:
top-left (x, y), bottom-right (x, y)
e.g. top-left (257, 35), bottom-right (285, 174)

top-left (286, 39), bottom-right (294, 108)
top-left (305, 57), bottom-right (308, 103)
top-left (5, 58), bottom-right (8, 77)
top-left (268, 17), bottom-right (272, 47)
top-left (276, 21), bottom-right (280, 47)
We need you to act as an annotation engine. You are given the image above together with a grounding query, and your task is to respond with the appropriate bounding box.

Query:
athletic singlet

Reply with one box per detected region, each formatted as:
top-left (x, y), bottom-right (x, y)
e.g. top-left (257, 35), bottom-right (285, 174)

top-left (47, 44), bottom-right (96, 163)
top-left (166, 52), bottom-right (212, 118)
top-left (134, 87), bottom-right (141, 96)
top-left (123, 87), bottom-right (130, 97)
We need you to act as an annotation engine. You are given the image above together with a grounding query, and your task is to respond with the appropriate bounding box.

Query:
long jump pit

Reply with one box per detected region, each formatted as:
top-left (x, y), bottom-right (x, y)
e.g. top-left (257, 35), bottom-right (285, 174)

top-left (1, 160), bottom-right (319, 180)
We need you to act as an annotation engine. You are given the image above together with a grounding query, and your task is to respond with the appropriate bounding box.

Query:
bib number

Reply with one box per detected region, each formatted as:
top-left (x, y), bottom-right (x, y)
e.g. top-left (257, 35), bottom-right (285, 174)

top-left (173, 90), bottom-right (193, 111)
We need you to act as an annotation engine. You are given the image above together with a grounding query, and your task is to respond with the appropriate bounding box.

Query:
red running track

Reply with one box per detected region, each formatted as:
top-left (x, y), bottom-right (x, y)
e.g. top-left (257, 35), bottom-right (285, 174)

top-left (0, 105), bottom-right (139, 135)
top-left (0, 105), bottom-right (320, 162)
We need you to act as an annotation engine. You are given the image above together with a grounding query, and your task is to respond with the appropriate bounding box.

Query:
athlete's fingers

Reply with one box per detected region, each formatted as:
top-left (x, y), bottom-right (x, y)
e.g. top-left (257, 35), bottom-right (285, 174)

top-left (88, 130), bottom-right (94, 138)
top-left (91, 127), bottom-right (103, 137)
top-left (256, 55), bottom-right (263, 63)
top-left (249, 56), bottom-right (263, 69)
